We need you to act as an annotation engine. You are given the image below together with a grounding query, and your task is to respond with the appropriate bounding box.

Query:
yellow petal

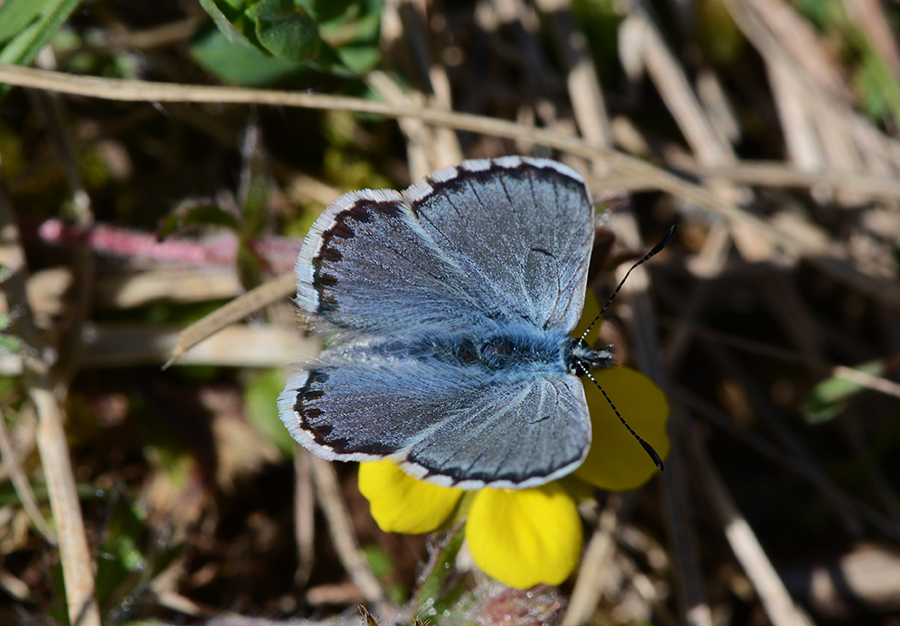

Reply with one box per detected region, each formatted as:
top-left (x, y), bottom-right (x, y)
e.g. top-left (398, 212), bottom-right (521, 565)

top-left (573, 287), bottom-right (603, 346)
top-left (466, 483), bottom-right (582, 588)
top-left (358, 460), bottom-right (464, 534)
top-left (575, 367), bottom-right (671, 491)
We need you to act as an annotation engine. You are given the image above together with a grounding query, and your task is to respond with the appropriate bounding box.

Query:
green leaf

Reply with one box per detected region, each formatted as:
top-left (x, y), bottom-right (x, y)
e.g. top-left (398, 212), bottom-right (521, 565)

top-left (0, 0), bottom-right (46, 45)
top-left (243, 368), bottom-right (294, 456)
top-left (0, 333), bottom-right (22, 356)
top-left (335, 41), bottom-right (380, 73)
top-left (197, 0), bottom-right (259, 48)
top-left (255, 0), bottom-right (322, 61)
top-left (95, 500), bottom-right (149, 604)
top-left (696, 0), bottom-right (745, 65)
top-left (0, 312), bottom-right (21, 354)
top-left (415, 525), bottom-right (467, 616)
top-left (790, 0), bottom-right (840, 28)
top-left (852, 38), bottom-right (900, 124)
top-left (94, 497), bottom-right (184, 618)
top-left (326, 2), bottom-right (382, 73)
top-left (193, 0), bottom-right (381, 81)
top-left (299, 0), bottom-right (357, 22)
top-left (317, 0), bottom-right (382, 72)
top-left (237, 138), bottom-right (271, 239)
top-left (571, 0), bottom-right (624, 78)
top-left (49, 561), bottom-right (68, 625)
top-left (0, 0), bottom-right (83, 98)
top-left (236, 239), bottom-right (263, 289)
top-left (800, 360), bottom-right (885, 424)
top-left (361, 544), bottom-right (408, 604)
top-left (189, 21), bottom-right (308, 86)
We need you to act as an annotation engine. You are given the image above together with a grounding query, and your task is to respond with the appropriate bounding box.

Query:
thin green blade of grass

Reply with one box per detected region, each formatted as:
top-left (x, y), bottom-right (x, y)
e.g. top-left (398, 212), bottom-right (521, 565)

top-left (0, 0), bottom-right (84, 98)
top-left (801, 360), bottom-right (886, 424)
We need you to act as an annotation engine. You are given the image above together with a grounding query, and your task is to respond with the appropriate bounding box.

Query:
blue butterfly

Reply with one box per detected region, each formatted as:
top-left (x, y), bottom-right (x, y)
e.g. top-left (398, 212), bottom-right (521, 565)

top-left (279, 156), bottom-right (634, 490)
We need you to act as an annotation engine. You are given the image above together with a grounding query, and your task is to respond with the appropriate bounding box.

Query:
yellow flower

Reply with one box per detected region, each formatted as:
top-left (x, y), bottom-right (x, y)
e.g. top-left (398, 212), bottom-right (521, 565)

top-left (357, 366), bottom-right (669, 589)
top-left (574, 366), bottom-right (671, 490)
top-left (358, 459), bottom-right (465, 534)
top-left (467, 482), bottom-right (582, 588)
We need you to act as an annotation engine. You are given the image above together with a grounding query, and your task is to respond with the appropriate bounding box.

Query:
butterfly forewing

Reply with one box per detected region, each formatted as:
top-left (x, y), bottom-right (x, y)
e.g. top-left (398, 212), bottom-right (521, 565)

top-left (294, 190), bottom-right (500, 336)
top-left (407, 157), bottom-right (594, 332)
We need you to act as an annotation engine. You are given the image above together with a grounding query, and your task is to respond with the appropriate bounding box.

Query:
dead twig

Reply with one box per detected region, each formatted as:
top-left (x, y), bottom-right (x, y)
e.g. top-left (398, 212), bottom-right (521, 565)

top-left (0, 406), bottom-right (56, 542)
top-left (293, 450), bottom-right (316, 587)
top-left (0, 193), bottom-right (101, 626)
top-left (308, 455), bottom-right (393, 618)
top-left (682, 415), bottom-right (816, 626)
top-left (163, 272), bottom-right (297, 368)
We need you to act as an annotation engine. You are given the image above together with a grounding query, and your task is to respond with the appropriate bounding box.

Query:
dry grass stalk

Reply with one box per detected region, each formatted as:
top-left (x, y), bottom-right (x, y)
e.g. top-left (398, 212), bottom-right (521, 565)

top-left (8, 61), bottom-right (896, 307)
top-left (0, 406), bottom-right (56, 542)
top-left (683, 418), bottom-right (816, 626)
top-left (0, 198), bottom-right (101, 626)
top-left (164, 271), bottom-right (297, 368)
top-left (308, 457), bottom-right (394, 618)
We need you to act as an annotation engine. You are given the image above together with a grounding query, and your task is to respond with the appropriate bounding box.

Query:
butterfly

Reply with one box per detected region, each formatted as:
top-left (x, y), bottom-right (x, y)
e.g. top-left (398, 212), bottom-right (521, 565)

top-left (279, 156), bottom-right (645, 490)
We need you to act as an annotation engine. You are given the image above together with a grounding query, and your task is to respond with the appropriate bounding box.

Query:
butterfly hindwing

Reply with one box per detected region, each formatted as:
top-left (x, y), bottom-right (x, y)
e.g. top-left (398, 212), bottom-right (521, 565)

top-left (401, 371), bottom-right (591, 489)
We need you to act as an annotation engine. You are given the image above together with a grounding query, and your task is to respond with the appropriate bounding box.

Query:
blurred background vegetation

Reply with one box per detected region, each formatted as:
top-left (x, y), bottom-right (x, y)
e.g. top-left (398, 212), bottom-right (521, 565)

top-left (1, 0), bottom-right (900, 625)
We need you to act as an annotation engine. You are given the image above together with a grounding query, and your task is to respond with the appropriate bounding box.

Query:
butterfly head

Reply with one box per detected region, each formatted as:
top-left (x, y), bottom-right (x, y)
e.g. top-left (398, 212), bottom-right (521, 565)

top-left (565, 338), bottom-right (615, 375)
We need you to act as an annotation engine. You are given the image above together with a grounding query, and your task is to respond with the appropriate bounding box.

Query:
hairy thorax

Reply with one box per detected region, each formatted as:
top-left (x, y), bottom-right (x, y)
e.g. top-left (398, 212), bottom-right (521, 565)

top-left (361, 326), bottom-right (615, 376)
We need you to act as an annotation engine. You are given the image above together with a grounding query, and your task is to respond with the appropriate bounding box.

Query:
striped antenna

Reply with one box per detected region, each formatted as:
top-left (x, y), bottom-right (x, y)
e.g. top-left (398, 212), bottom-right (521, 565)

top-left (580, 225), bottom-right (677, 343)
top-left (576, 224), bottom-right (677, 471)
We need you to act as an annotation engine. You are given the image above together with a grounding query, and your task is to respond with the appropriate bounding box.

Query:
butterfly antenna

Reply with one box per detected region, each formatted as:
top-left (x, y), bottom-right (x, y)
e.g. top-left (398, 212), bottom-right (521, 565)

top-left (580, 225), bottom-right (678, 342)
top-left (579, 365), bottom-right (664, 471)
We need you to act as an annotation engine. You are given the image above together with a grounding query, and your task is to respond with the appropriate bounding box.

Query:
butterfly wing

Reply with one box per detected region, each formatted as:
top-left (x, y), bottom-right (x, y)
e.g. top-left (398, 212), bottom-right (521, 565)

top-left (296, 188), bottom-right (503, 336)
top-left (278, 343), bottom-right (591, 489)
top-left (297, 156), bottom-right (593, 337)
top-left (407, 156), bottom-right (594, 333)
top-left (401, 373), bottom-right (591, 489)
top-left (285, 157), bottom-right (596, 487)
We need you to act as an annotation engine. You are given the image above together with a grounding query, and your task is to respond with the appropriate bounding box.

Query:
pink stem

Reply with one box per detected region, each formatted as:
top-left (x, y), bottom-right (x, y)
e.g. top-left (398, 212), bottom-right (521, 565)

top-left (32, 219), bottom-right (301, 275)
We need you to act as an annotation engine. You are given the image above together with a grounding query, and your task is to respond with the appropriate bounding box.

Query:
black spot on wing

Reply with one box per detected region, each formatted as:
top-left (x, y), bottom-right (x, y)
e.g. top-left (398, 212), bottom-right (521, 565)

top-left (312, 198), bottom-right (403, 315)
top-left (293, 368), bottom-right (395, 456)
top-left (293, 370), bottom-right (329, 440)
top-left (319, 247), bottom-right (342, 262)
top-left (316, 272), bottom-right (338, 287)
